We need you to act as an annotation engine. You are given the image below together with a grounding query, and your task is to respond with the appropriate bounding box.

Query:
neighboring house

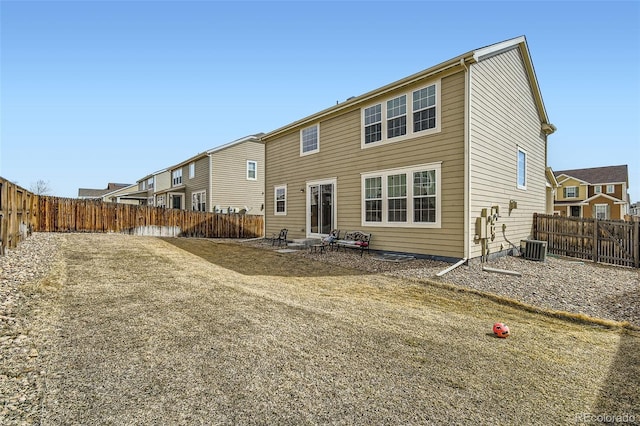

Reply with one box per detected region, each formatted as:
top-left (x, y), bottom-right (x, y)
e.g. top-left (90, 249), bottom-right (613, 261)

top-left (545, 167), bottom-right (559, 215)
top-left (262, 36), bottom-right (555, 261)
top-left (553, 165), bottom-right (630, 220)
top-left (78, 183), bottom-right (132, 199)
top-left (113, 169), bottom-right (171, 206)
top-left (155, 134), bottom-right (265, 214)
top-left (630, 202), bottom-right (640, 217)
top-left (101, 183), bottom-right (140, 205)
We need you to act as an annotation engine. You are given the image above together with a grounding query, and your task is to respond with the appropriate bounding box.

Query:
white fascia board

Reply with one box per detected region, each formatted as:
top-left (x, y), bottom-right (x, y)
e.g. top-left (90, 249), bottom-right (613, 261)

top-left (206, 134), bottom-right (263, 155)
top-left (472, 36), bottom-right (525, 62)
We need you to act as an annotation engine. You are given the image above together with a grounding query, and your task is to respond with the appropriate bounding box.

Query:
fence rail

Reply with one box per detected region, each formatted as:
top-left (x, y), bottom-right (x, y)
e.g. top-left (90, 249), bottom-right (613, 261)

top-left (533, 213), bottom-right (640, 268)
top-left (36, 197), bottom-right (264, 238)
top-left (0, 176), bottom-right (264, 255)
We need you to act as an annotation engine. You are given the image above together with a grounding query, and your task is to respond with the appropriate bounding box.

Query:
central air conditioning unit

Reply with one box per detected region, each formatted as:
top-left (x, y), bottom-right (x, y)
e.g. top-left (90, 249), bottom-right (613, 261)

top-left (520, 240), bottom-right (547, 261)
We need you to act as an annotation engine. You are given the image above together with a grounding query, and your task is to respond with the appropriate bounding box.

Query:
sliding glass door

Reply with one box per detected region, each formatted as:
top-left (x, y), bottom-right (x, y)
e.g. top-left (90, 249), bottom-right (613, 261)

top-left (307, 179), bottom-right (336, 237)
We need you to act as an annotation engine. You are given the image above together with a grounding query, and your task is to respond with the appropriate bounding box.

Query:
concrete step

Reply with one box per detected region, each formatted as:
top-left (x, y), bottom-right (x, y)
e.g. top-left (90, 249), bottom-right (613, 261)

top-left (287, 238), bottom-right (322, 250)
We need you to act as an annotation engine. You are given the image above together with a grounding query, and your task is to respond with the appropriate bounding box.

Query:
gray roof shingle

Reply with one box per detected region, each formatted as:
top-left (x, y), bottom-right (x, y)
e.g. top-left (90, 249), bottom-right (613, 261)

top-left (554, 165), bottom-right (628, 185)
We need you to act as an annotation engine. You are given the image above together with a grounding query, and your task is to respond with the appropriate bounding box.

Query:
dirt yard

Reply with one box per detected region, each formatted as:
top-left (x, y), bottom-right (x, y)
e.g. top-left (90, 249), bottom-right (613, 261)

top-left (3, 233), bottom-right (639, 424)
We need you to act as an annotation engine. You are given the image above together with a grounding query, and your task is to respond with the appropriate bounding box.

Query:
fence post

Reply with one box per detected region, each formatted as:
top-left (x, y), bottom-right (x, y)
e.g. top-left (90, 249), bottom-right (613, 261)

top-left (634, 220), bottom-right (639, 268)
top-left (592, 218), bottom-right (598, 264)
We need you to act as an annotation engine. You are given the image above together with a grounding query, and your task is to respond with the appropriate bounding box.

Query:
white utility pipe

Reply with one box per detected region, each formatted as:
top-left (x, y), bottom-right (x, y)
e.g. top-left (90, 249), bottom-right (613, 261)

top-left (436, 258), bottom-right (467, 277)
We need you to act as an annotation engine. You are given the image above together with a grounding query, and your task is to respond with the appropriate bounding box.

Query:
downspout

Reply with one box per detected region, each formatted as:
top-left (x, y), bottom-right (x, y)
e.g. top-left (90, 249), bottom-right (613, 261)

top-left (461, 57), bottom-right (471, 261)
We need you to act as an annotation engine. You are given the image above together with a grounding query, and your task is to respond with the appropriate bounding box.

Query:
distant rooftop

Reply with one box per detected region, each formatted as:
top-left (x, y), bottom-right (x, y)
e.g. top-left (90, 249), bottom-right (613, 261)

top-left (554, 165), bottom-right (628, 185)
top-left (78, 182), bottom-right (131, 198)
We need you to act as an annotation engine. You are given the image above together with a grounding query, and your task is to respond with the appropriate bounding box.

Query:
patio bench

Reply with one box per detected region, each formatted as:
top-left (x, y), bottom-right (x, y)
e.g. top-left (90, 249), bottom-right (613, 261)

top-left (335, 231), bottom-right (371, 257)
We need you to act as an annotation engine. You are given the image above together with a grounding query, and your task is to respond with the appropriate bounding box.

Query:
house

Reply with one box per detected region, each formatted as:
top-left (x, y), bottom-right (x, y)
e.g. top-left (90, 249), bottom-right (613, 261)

top-left (630, 202), bottom-right (640, 217)
top-left (155, 134), bottom-right (265, 214)
top-left (101, 183), bottom-right (140, 205)
top-left (78, 182), bottom-right (132, 199)
top-left (107, 169), bottom-right (172, 206)
top-left (262, 36), bottom-right (555, 262)
top-left (553, 165), bottom-right (630, 219)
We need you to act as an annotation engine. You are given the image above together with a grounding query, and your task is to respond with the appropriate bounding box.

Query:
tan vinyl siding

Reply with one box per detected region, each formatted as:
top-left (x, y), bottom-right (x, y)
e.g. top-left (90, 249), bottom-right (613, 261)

top-left (154, 171), bottom-right (171, 193)
top-left (469, 47), bottom-right (547, 259)
top-left (185, 157), bottom-right (209, 210)
top-left (211, 140), bottom-right (265, 214)
top-left (265, 71), bottom-right (466, 258)
top-left (556, 178), bottom-right (586, 201)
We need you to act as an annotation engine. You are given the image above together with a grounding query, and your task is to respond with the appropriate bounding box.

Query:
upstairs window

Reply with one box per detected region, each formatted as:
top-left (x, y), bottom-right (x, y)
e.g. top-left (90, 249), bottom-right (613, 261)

top-left (364, 104), bottom-right (382, 144)
top-left (594, 185), bottom-right (602, 194)
top-left (564, 186), bottom-right (578, 198)
top-left (189, 162), bottom-right (195, 179)
top-left (300, 124), bottom-right (319, 155)
top-left (362, 81), bottom-right (439, 147)
top-left (606, 184), bottom-right (615, 194)
top-left (247, 161), bottom-right (257, 180)
top-left (172, 169), bottom-right (182, 186)
top-left (517, 148), bottom-right (527, 190)
top-left (413, 85), bottom-right (436, 132)
top-left (147, 177), bottom-right (154, 190)
top-left (386, 95), bottom-right (407, 139)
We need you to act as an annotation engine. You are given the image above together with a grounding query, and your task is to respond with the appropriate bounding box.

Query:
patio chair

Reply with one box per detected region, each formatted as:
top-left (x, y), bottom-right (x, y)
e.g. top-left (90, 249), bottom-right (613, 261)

top-left (271, 228), bottom-right (288, 247)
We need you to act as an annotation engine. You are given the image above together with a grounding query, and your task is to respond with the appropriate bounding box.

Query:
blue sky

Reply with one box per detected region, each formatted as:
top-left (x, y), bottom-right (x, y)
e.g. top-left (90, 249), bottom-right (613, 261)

top-left (1, 0), bottom-right (639, 202)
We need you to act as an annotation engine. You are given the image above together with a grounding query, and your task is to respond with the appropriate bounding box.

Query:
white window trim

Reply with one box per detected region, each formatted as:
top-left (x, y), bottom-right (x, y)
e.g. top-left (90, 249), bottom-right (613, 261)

top-left (305, 177), bottom-right (338, 238)
top-left (189, 162), bottom-right (195, 179)
top-left (606, 184), bottom-right (615, 194)
top-left (517, 147), bottom-right (527, 190)
top-left (247, 160), bottom-right (258, 181)
top-left (192, 190), bottom-right (206, 212)
top-left (274, 185), bottom-right (287, 216)
top-left (594, 203), bottom-right (608, 220)
top-left (300, 124), bottom-right (320, 156)
top-left (361, 162), bottom-right (441, 228)
top-left (172, 169), bottom-right (183, 187)
top-left (361, 80), bottom-right (441, 149)
top-left (594, 185), bottom-right (602, 194)
top-left (565, 186), bottom-right (579, 198)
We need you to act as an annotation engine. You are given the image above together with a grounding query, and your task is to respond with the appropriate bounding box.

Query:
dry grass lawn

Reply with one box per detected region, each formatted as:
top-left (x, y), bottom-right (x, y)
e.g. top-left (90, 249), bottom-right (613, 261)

top-left (32, 234), bottom-right (638, 425)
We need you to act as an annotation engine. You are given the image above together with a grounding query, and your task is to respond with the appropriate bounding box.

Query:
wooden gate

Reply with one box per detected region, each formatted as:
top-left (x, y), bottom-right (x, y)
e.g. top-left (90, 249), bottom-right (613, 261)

top-left (533, 214), bottom-right (640, 268)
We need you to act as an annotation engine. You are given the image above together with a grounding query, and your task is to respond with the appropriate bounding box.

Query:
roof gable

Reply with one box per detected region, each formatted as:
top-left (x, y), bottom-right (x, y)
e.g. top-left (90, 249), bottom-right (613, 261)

top-left (584, 193), bottom-right (626, 204)
top-left (263, 36), bottom-right (554, 140)
top-left (556, 175), bottom-right (589, 186)
top-left (553, 165), bottom-right (628, 185)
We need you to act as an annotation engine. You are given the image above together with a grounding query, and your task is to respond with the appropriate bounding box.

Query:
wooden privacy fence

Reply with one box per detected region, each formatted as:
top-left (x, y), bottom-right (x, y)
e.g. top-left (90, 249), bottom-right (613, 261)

top-left (36, 197), bottom-right (264, 238)
top-left (533, 213), bottom-right (640, 268)
top-left (0, 177), bottom-right (39, 255)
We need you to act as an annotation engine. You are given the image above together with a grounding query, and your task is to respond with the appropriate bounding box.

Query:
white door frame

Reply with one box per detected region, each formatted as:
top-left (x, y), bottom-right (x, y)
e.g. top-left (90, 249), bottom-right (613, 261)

top-left (306, 178), bottom-right (337, 238)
